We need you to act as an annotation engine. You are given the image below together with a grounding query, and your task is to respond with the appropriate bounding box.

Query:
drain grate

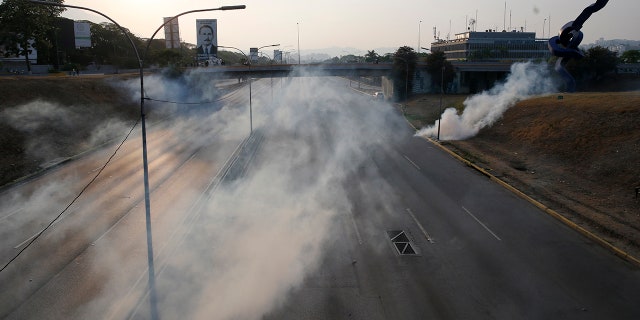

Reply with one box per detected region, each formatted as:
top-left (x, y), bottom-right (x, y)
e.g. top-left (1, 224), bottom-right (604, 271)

top-left (387, 230), bottom-right (417, 255)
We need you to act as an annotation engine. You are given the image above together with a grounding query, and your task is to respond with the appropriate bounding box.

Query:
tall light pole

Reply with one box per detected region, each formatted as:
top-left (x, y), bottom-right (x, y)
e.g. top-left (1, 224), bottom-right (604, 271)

top-left (437, 65), bottom-right (444, 141)
top-left (219, 44), bottom-right (277, 134)
top-left (297, 22), bottom-right (301, 65)
top-left (253, 44), bottom-right (278, 128)
top-left (394, 56), bottom-right (410, 101)
top-left (219, 45), bottom-right (253, 133)
top-left (29, 2), bottom-right (245, 319)
top-left (418, 20), bottom-right (422, 54)
top-left (258, 51), bottom-right (275, 102)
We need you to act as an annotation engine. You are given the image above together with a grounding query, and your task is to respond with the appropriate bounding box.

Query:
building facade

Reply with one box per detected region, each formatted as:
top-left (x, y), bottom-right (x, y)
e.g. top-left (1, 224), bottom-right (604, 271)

top-left (426, 31), bottom-right (551, 93)
top-left (430, 31), bottom-right (550, 62)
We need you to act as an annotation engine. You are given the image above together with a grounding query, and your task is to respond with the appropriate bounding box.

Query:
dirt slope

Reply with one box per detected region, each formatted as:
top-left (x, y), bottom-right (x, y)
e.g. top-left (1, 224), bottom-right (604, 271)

top-left (0, 75), bottom-right (139, 186)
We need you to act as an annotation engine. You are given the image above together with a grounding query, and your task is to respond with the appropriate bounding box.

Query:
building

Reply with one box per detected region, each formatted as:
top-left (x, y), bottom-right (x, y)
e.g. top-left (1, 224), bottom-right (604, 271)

top-left (430, 30), bottom-right (550, 62)
top-left (425, 30), bottom-right (551, 93)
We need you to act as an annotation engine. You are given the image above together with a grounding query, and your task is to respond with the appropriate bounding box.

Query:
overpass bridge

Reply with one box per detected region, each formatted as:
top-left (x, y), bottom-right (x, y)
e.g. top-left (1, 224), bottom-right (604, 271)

top-left (189, 61), bottom-right (515, 94)
top-left (189, 63), bottom-right (393, 79)
top-left (189, 61), bottom-right (513, 79)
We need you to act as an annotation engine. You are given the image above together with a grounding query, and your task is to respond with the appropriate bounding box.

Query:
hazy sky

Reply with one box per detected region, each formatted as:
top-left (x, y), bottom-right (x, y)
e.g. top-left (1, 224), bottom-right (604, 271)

top-left (62, 0), bottom-right (639, 54)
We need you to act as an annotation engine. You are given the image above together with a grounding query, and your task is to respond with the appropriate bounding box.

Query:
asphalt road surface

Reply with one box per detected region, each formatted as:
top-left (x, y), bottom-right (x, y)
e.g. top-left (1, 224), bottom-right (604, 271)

top-left (1, 76), bottom-right (639, 320)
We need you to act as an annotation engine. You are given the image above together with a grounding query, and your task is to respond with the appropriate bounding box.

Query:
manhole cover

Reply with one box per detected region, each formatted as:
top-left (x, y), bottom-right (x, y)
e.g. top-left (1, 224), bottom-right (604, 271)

top-left (387, 230), bottom-right (417, 255)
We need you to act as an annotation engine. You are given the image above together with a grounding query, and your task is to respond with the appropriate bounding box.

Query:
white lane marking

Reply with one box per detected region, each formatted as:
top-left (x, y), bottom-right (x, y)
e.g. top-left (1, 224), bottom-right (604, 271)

top-left (349, 212), bottom-right (364, 245)
top-left (13, 206), bottom-right (79, 249)
top-left (406, 208), bottom-right (434, 243)
top-left (462, 206), bottom-right (502, 241)
top-left (0, 208), bottom-right (23, 223)
top-left (14, 231), bottom-right (40, 249)
top-left (403, 155), bottom-right (421, 171)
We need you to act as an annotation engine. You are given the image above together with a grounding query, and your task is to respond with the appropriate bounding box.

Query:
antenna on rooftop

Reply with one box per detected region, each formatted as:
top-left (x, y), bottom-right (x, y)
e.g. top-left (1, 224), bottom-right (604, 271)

top-left (503, 2), bottom-right (507, 31)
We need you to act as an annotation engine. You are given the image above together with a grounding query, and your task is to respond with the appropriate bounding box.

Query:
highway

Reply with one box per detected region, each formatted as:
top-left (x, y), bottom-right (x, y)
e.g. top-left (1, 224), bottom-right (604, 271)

top-left (1, 76), bottom-right (639, 319)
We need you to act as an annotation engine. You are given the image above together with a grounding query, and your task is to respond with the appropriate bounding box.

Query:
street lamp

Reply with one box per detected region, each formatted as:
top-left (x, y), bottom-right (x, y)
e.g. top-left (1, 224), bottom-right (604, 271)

top-left (256, 44), bottom-right (280, 65)
top-left (223, 44), bottom-right (278, 133)
top-left (437, 65), bottom-right (444, 141)
top-left (297, 22), bottom-right (301, 65)
top-left (29, 2), bottom-right (245, 319)
top-left (218, 45), bottom-right (253, 133)
top-left (418, 20), bottom-right (422, 54)
top-left (258, 51), bottom-right (275, 102)
top-left (394, 55), bottom-right (410, 101)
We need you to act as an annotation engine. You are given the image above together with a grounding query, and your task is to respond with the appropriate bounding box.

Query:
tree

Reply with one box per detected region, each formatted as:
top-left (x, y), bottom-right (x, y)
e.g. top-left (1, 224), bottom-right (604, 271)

top-left (340, 54), bottom-right (359, 63)
top-left (364, 50), bottom-right (379, 63)
top-left (565, 46), bottom-right (618, 82)
top-left (620, 50), bottom-right (640, 63)
top-left (425, 50), bottom-right (455, 92)
top-left (392, 46), bottom-right (417, 101)
top-left (89, 22), bottom-right (142, 68)
top-left (217, 50), bottom-right (247, 65)
top-left (0, 0), bottom-right (65, 72)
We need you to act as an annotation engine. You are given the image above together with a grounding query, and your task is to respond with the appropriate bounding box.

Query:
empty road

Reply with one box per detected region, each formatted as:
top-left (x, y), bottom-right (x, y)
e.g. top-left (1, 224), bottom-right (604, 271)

top-left (1, 76), bottom-right (638, 319)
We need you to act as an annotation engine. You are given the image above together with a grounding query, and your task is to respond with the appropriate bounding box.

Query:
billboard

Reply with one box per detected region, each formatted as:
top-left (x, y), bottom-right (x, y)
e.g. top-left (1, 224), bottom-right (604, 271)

top-left (0, 39), bottom-right (37, 62)
top-left (249, 47), bottom-right (258, 62)
top-left (196, 19), bottom-right (217, 62)
top-left (74, 22), bottom-right (91, 48)
top-left (163, 17), bottom-right (180, 49)
top-left (274, 50), bottom-right (282, 63)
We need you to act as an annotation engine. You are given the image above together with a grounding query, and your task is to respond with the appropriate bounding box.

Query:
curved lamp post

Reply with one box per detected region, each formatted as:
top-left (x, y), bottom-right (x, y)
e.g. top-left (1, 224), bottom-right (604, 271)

top-left (218, 45), bottom-right (253, 133)
top-left (258, 51), bottom-right (275, 101)
top-left (219, 44), bottom-right (278, 134)
top-left (29, 2), bottom-right (245, 319)
top-left (257, 45), bottom-right (279, 102)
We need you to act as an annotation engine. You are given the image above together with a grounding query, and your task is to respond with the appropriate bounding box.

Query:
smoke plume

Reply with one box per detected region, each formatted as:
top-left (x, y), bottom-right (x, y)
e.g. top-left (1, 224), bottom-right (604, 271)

top-left (63, 74), bottom-right (407, 320)
top-left (415, 62), bottom-right (557, 140)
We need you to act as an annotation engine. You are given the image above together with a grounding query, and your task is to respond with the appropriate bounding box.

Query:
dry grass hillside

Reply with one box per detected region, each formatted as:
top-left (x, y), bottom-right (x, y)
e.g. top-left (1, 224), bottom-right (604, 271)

top-left (0, 75), bottom-right (139, 185)
top-left (404, 91), bottom-right (640, 259)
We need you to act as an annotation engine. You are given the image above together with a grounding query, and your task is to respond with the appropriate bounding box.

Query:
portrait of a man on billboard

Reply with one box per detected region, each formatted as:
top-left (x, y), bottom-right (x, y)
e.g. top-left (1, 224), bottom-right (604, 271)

top-left (196, 19), bottom-right (218, 63)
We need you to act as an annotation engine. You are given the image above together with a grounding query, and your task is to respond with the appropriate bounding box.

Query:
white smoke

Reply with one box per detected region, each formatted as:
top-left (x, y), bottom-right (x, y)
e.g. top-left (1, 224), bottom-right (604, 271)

top-left (415, 62), bottom-right (557, 140)
top-left (0, 100), bottom-right (81, 165)
top-left (52, 74), bottom-right (406, 320)
top-left (147, 76), bottom-right (406, 320)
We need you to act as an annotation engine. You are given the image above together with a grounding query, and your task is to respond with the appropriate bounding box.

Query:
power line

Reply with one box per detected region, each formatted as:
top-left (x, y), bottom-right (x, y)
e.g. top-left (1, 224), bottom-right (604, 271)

top-left (0, 118), bottom-right (140, 273)
top-left (143, 85), bottom-right (245, 105)
top-left (144, 97), bottom-right (225, 105)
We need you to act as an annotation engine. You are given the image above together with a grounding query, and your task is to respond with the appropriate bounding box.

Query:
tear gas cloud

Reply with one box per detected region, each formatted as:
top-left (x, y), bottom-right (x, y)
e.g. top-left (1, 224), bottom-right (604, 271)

top-left (415, 62), bottom-right (558, 141)
top-left (1, 100), bottom-right (82, 166)
top-left (70, 73), bottom-right (407, 319)
top-left (1, 99), bottom-right (133, 167)
top-left (176, 77), bottom-right (406, 319)
top-left (0, 73), bottom-right (249, 318)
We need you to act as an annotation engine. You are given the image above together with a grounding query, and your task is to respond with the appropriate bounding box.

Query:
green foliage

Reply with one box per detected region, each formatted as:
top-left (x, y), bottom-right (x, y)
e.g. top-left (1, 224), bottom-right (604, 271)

top-left (0, 0), bottom-right (65, 71)
top-left (217, 50), bottom-right (247, 65)
top-left (620, 50), bottom-right (640, 63)
top-left (155, 49), bottom-right (182, 67)
top-left (565, 46), bottom-right (619, 82)
top-left (89, 22), bottom-right (142, 68)
top-left (425, 50), bottom-right (455, 92)
top-left (364, 50), bottom-right (379, 63)
top-left (392, 46), bottom-right (417, 101)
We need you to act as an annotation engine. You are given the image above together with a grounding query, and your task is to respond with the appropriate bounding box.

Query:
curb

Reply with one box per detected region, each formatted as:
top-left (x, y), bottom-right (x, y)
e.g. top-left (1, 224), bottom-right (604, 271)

top-left (421, 135), bottom-right (640, 268)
